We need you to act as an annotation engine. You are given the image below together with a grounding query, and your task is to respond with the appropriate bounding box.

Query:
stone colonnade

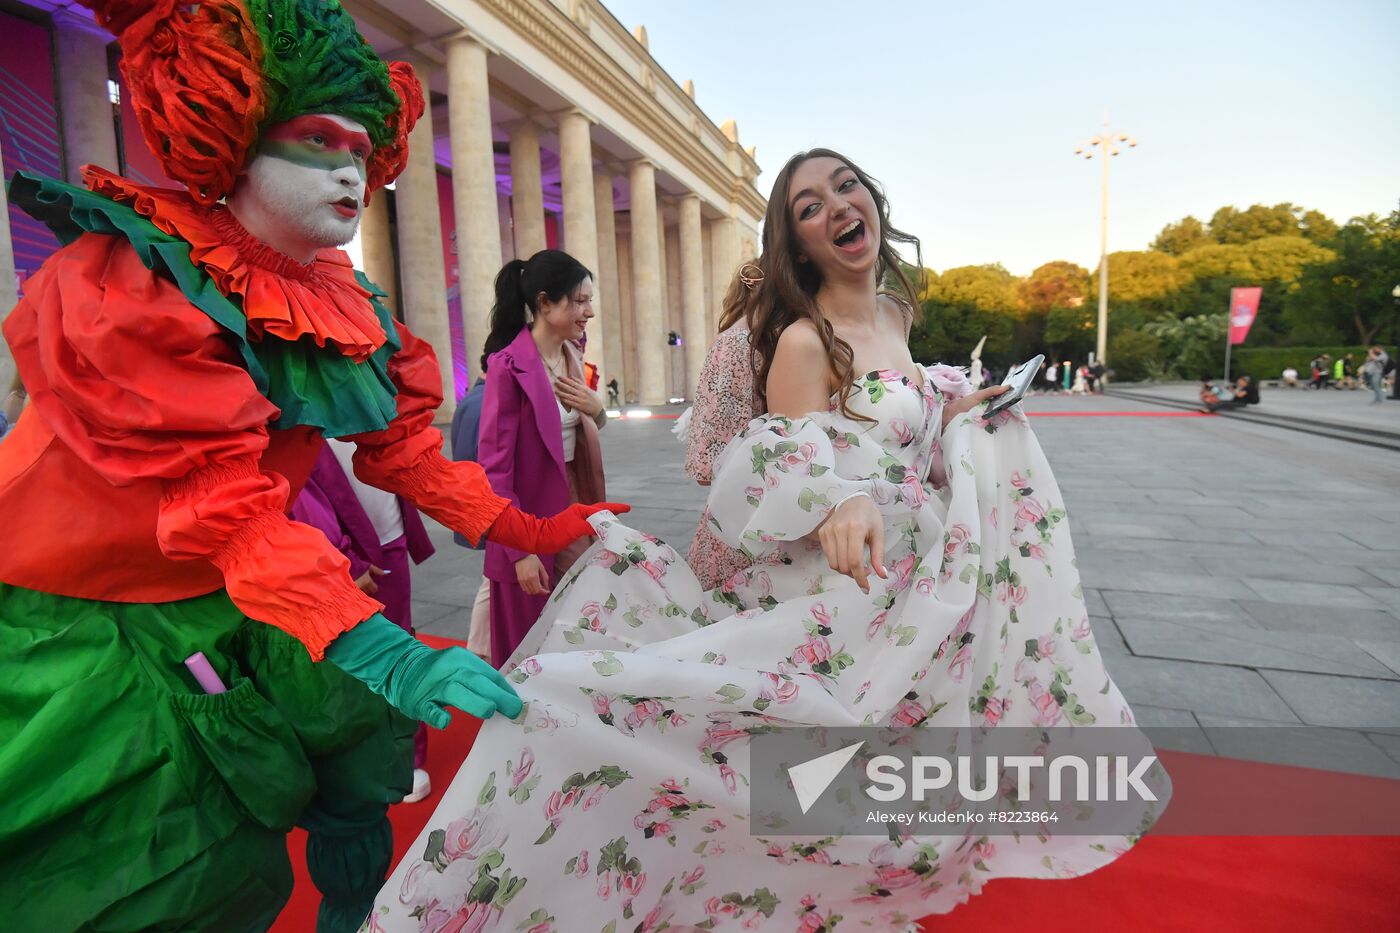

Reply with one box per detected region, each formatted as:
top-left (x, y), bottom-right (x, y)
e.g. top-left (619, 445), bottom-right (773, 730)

top-left (0, 7), bottom-right (765, 414)
top-left (373, 62), bottom-right (757, 414)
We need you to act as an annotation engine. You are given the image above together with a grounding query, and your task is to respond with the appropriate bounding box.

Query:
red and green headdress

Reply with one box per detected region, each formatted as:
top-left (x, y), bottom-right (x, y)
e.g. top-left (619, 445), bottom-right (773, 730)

top-left (80, 0), bottom-right (424, 205)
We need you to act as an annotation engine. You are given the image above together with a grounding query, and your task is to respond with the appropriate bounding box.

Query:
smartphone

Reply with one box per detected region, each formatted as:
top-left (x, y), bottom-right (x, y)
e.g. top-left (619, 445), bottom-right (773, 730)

top-left (984, 354), bottom-right (1045, 417)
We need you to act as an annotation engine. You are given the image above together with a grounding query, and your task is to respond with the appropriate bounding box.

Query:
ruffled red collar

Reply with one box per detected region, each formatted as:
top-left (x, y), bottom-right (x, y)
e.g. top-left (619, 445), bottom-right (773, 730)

top-left (83, 167), bottom-right (386, 362)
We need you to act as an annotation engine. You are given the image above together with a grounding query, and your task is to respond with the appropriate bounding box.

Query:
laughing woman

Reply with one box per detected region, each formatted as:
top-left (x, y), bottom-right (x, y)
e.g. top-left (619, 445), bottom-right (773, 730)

top-left (479, 251), bottom-right (610, 667)
top-left (369, 151), bottom-right (1168, 930)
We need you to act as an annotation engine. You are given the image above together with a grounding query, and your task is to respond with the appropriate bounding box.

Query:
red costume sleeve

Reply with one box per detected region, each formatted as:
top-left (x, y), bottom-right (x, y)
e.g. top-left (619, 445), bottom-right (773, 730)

top-left (13, 235), bottom-right (381, 658)
top-left (346, 321), bottom-right (510, 545)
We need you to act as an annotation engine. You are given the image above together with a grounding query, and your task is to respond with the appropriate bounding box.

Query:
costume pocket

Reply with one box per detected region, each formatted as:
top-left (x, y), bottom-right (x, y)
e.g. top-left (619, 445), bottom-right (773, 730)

top-left (170, 677), bottom-right (317, 831)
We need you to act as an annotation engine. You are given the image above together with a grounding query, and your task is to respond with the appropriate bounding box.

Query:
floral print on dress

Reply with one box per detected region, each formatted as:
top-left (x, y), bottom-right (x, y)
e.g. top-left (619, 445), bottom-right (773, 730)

top-left (367, 363), bottom-right (1168, 931)
top-left (686, 323), bottom-right (764, 590)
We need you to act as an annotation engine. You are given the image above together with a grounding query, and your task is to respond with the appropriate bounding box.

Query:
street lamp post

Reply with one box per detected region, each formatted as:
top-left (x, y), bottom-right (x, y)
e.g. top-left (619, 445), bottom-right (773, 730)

top-left (1075, 119), bottom-right (1137, 366)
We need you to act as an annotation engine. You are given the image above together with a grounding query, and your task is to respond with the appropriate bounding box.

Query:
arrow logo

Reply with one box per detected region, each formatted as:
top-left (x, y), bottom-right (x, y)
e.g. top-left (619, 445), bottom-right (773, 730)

top-left (787, 741), bottom-right (865, 814)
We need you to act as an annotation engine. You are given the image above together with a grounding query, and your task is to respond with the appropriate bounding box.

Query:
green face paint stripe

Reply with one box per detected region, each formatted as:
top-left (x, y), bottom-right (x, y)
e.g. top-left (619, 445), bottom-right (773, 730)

top-left (258, 139), bottom-right (368, 184)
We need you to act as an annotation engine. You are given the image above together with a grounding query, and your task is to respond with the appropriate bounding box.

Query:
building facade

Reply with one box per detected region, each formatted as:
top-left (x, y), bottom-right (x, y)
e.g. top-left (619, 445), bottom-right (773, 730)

top-left (0, 0), bottom-right (765, 411)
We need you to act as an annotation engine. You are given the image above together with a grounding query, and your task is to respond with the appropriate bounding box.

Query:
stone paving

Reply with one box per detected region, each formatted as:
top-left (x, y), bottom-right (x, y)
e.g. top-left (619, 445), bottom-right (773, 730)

top-left (409, 391), bottom-right (1400, 777)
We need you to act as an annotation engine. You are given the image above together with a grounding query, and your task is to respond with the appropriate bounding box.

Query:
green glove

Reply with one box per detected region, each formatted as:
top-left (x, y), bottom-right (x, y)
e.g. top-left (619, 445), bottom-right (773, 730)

top-left (325, 614), bottom-right (523, 729)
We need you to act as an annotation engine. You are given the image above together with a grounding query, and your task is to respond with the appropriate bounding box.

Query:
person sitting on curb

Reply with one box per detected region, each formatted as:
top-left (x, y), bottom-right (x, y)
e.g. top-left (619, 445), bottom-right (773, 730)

top-left (1202, 374), bottom-right (1260, 413)
top-left (1199, 376), bottom-right (1223, 407)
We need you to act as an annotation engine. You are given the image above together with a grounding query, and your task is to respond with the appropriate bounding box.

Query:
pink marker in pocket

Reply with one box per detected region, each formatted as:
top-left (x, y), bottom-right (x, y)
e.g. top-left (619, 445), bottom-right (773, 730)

top-left (183, 652), bottom-right (228, 695)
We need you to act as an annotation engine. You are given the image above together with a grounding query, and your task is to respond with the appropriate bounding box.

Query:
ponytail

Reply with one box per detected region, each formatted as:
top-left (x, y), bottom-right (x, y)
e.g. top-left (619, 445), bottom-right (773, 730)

top-left (483, 250), bottom-right (593, 361)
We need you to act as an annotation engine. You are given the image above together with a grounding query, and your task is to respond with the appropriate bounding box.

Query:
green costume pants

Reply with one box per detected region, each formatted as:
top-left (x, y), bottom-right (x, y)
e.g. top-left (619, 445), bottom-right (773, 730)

top-left (0, 583), bottom-right (413, 932)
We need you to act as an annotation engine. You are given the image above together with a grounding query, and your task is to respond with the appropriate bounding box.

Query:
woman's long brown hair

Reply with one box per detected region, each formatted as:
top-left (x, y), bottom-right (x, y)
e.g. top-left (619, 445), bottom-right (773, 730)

top-left (716, 268), bottom-right (753, 334)
top-left (748, 148), bottom-right (922, 422)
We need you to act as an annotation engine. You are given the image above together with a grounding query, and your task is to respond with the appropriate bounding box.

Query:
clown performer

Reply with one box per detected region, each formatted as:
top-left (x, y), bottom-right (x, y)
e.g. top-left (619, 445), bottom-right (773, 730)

top-left (0, 1), bottom-right (626, 931)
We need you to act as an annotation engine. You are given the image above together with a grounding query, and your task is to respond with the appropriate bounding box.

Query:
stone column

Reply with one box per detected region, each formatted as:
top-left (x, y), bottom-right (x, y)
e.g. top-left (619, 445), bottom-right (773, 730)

top-left (557, 109), bottom-right (604, 379)
top-left (627, 160), bottom-right (664, 404)
top-left (508, 119), bottom-right (546, 258)
top-left (446, 34), bottom-right (502, 385)
top-left (654, 211), bottom-right (671, 397)
top-left (394, 58), bottom-right (456, 417)
top-left (678, 195), bottom-right (707, 397)
top-left (0, 133), bottom-right (18, 388)
top-left (739, 232), bottom-right (759, 263)
top-left (496, 191), bottom-right (515, 263)
top-left (359, 191), bottom-right (399, 315)
top-left (593, 168), bottom-right (623, 394)
top-left (702, 222), bottom-right (715, 340)
top-left (709, 214), bottom-right (739, 345)
top-left (53, 13), bottom-right (119, 180)
top-left (615, 228), bottom-right (637, 402)
top-left (664, 221), bottom-right (683, 397)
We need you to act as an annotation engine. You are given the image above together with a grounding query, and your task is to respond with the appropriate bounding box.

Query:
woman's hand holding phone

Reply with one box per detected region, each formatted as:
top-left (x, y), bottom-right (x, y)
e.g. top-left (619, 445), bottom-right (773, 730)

top-left (983, 353), bottom-right (1046, 417)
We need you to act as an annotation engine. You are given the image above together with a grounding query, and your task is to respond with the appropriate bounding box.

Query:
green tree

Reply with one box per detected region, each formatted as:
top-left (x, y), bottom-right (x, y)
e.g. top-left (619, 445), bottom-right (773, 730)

top-left (927, 263), bottom-right (1018, 312)
top-left (1106, 329), bottom-right (1164, 382)
top-left (1282, 211), bottom-right (1400, 346)
top-left (1208, 203), bottom-right (1300, 243)
top-left (910, 264), bottom-right (1019, 362)
top-left (1143, 314), bottom-right (1229, 378)
top-left (891, 262), bottom-right (934, 304)
top-left (1092, 251), bottom-right (1192, 308)
top-left (1043, 304), bottom-right (1096, 359)
top-left (1179, 237), bottom-right (1334, 281)
top-left (1176, 243), bottom-right (1254, 280)
top-left (1169, 237), bottom-right (1335, 345)
top-left (1238, 236), bottom-right (1336, 281)
top-left (1300, 209), bottom-right (1339, 243)
top-left (1150, 216), bottom-right (1212, 255)
top-left (1017, 261), bottom-right (1090, 313)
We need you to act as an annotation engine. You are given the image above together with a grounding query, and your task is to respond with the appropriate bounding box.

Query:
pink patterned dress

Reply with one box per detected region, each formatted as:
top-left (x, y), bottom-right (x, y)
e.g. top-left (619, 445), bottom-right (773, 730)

top-left (683, 322), bottom-right (762, 589)
top-left (371, 364), bottom-right (1167, 930)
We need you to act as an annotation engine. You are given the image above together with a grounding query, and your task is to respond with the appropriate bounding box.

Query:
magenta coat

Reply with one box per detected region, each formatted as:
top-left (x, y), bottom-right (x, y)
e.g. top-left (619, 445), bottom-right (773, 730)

top-left (479, 327), bottom-right (604, 664)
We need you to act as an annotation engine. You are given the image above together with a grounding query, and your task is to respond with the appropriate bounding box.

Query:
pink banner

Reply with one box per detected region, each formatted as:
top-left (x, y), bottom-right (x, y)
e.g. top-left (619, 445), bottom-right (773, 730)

top-left (1228, 287), bottom-right (1261, 345)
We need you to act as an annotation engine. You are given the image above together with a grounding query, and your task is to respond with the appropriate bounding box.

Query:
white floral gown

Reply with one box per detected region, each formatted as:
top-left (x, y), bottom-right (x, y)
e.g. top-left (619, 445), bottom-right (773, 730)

top-left (368, 366), bottom-right (1166, 932)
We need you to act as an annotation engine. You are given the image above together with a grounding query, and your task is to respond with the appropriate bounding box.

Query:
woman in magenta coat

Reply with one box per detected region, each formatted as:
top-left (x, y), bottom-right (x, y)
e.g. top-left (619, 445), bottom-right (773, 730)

top-left (479, 250), bottom-right (609, 666)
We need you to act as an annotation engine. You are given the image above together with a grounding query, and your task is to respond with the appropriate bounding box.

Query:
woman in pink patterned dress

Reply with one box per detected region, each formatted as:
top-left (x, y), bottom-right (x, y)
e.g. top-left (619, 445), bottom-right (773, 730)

top-left (684, 271), bottom-right (764, 589)
top-left (370, 148), bottom-right (1169, 933)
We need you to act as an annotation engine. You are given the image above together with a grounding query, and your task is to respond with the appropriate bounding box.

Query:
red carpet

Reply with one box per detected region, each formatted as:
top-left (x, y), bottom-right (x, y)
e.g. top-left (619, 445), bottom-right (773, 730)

top-left (272, 638), bottom-right (1400, 931)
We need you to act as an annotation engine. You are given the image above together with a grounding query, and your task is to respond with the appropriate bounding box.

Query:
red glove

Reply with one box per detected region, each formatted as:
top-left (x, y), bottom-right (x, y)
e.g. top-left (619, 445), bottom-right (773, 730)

top-left (486, 502), bottom-right (631, 553)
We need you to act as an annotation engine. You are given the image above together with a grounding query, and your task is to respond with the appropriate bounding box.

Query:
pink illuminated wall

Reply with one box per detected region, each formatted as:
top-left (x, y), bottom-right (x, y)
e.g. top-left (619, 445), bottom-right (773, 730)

top-left (0, 11), bottom-right (61, 297)
top-left (435, 171), bottom-right (468, 400)
top-left (114, 66), bottom-right (175, 187)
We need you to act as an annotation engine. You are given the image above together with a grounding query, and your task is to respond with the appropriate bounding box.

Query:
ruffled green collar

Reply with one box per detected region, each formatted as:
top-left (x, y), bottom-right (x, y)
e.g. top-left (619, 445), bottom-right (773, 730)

top-left (8, 171), bottom-right (400, 437)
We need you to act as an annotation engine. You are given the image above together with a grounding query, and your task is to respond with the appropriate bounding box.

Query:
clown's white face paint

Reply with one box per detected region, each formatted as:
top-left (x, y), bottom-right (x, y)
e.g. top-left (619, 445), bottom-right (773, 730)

top-left (226, 113), bottom-right (370, 263)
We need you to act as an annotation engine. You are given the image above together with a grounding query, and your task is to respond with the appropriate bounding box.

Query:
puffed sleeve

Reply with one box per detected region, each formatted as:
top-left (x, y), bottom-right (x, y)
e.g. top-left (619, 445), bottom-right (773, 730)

top-left (705, 411), bottom-right (940, 560)
top-left (344, 321), bottom-right (510, 544)
top-left (684, 326), bottom-right (758, 484)
top-left (9, 233), bottom-right (382, 659)
top-left (290, 477), bottom-right (372, 582)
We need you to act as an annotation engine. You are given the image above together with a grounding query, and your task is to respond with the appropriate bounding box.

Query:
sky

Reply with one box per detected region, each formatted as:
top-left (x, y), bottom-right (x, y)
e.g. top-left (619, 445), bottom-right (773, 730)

top-left (602, 0), bottom-right (1400, 277)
